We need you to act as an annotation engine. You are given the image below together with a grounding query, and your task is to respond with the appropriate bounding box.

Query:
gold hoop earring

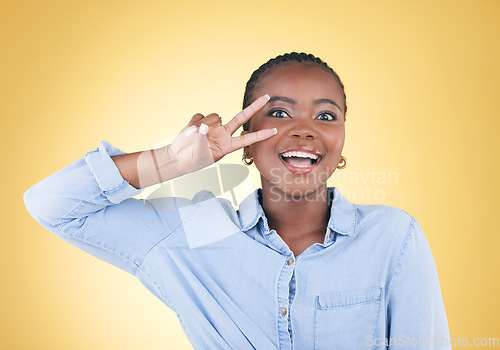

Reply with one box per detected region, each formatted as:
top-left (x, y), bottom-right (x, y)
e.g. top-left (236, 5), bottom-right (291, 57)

top-left (337, 156), bottom-right (347, 169)
top-left (242, 154), bottom-right (254, 166)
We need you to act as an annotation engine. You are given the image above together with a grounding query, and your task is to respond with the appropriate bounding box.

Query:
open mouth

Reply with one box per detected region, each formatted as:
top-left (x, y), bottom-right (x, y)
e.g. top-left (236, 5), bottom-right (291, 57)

top-left (279, 151), bottom-right (322, 172)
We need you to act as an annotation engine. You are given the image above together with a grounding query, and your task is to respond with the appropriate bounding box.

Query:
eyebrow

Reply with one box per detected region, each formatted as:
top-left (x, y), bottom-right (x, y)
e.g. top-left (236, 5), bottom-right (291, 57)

top-left (268, 95), bottom-right (343, 113)
top-left (312, 98), bottom-right (343, 113)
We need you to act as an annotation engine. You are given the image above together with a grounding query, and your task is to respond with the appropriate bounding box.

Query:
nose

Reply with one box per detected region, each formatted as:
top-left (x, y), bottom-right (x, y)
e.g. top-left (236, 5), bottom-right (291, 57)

top-left (287, 119), bottom-right (318, 140)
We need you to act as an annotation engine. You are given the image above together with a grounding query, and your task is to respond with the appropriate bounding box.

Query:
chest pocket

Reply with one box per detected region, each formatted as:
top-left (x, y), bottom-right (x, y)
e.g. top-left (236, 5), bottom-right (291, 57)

top-left (314, 286), bottom-right (382, 350)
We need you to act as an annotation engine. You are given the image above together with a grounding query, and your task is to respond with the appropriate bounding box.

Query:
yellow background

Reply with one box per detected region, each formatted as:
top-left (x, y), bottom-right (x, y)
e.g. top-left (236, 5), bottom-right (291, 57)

top-left (2, 0), bottom-right (499, 348)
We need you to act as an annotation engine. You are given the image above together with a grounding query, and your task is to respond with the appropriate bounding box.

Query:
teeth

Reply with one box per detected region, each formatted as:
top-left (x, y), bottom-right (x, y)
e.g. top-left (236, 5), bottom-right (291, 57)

top-left (280, 151), bottom-right (319, 160)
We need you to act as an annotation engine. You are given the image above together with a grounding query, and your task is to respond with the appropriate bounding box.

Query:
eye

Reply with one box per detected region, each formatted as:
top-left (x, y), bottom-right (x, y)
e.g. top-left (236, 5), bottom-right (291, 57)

top-left (268, 108), bottom-right (291, 118)
top-left (316, 112), bottom-right (337, 121)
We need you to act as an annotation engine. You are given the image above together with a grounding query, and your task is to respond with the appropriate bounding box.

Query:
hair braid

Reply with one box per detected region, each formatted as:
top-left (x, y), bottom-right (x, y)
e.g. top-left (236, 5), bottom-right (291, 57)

top-left (242, 52), bottom-right (347, 131)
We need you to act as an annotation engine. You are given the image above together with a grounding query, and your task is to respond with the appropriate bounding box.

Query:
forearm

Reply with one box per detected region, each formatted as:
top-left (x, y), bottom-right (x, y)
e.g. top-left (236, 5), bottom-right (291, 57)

top-left (111, 145), bottom-right (184, 189)
top-left (23, 141), bottom-right (176, 276)
top-left (24, 141), bottom-right (143, 229)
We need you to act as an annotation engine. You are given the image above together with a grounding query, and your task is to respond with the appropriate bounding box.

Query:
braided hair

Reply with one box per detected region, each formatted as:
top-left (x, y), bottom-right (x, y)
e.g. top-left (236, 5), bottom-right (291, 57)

top-left (242, 52), bottom-right (347, 131)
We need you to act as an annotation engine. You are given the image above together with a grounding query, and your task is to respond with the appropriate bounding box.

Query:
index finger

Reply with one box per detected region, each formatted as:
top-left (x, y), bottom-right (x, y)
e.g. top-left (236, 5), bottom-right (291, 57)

top-left (225, 94), bottom-right (270, 135)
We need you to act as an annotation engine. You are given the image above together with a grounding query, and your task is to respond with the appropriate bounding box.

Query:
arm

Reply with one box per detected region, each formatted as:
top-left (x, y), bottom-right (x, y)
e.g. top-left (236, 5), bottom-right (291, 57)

top-left (23, 95), bottom-right (276, 275)
top-left (111, 144), bottom-right (183, 189)
top-left (386, 218), bottom-right (451, 350)
top-left (112, 94), bottom-right (276, 190)
top-left (23, 141), bottom-right (184, 275)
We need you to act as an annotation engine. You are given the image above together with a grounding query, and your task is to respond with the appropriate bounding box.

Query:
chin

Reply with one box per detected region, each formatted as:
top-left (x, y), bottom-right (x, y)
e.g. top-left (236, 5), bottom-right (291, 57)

top-left (273, 185), bottom-right (329, 204)
top-left (263, 175), bottom-right (327, 201)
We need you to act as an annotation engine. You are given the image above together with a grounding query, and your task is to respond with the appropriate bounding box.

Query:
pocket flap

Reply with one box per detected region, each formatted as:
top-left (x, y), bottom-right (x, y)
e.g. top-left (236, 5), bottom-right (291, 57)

top-left (316, 287), bottom-right (382, 308)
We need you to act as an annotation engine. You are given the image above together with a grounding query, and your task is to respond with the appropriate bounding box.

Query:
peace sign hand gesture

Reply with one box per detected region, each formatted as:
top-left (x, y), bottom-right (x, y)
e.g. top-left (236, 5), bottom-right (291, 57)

top-left (165, 94), bottom-right (276, 175)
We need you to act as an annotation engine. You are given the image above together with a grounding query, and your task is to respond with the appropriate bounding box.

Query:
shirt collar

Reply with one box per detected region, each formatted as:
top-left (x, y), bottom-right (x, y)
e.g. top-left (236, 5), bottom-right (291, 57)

top-left (238, 187), bottom-right (357, 236)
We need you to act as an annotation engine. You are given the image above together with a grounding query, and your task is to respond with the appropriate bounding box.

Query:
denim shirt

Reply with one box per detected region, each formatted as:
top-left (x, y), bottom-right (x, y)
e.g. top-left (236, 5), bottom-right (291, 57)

top-left (24, 141), bottom-right (451, 350)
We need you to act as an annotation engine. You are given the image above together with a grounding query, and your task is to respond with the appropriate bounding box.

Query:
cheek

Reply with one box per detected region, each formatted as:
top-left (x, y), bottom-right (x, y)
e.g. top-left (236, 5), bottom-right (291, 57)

top-left (322, 127), bottom-right (345, 150)
top-left (250, 115), bottom-right (274, 130)
top-left (337, 129), bottom-right (346, 149)
top-left (248, 135), bottom-right (267, 159)
top-left (249, 135), bottom-right (275, 158)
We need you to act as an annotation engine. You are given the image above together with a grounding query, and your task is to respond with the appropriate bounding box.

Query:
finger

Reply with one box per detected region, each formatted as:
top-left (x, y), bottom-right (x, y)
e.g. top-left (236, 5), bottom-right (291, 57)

top-left (181, 114), bottom-right (204, 133)
top-left (225, 94), bottom-right (270, 135)
top-left (228, 127), bottom-right (277, 153)
top-left (188, 113), bottom-right (205, 127)
top-left (176, 113), bottom-right (202, 137)
top-left (202, 113), bottom-right (222, 126)
top-left (199, 123), bottom-right (209, 135)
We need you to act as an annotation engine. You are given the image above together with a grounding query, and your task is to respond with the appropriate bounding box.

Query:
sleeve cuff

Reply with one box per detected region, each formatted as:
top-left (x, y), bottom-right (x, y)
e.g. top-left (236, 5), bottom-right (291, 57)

top-left (84, 140), bottom-right (143, 204)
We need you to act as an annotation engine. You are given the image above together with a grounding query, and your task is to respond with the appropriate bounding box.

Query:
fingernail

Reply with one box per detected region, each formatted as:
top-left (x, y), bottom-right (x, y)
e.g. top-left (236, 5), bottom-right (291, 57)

top-left (199, 123), bottom-right (209, 135)
top-left (264, 94), bottom-right (270, 101)
top-left (272, 127), bottom-right (277, 134)
top-left (184, 125), bottom-right (197, 136)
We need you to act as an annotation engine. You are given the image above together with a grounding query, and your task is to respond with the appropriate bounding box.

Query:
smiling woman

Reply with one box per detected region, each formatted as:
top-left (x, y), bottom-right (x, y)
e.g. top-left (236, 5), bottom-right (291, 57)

top-left (23, 52), bottom-right (451, 349)
top-left (241, 59), bottom-right (346, 207)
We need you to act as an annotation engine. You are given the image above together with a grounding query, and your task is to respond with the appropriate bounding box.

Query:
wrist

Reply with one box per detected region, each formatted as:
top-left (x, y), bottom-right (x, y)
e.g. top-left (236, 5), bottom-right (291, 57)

top-left (154, 145), bottom-right (177, 168)
top-left (153, 145), bottom-right (185, 183)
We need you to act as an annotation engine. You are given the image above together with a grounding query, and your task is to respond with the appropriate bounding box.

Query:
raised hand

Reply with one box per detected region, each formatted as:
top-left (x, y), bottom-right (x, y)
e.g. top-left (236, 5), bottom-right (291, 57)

top-left (165, 94), bottom-right (277, 174)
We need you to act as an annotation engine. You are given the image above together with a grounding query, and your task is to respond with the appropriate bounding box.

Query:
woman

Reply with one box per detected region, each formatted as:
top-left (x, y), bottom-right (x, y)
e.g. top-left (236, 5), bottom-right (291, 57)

top-left (24, 52), bottom-right (450, 349)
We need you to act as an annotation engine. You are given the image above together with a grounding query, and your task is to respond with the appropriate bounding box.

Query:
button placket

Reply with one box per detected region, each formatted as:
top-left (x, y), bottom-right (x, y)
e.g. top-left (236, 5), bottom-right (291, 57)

top-left (276, 253), bottom-right (295, 348)
top-left (288, 270), bottom-right (297, 348)
top-left (280, 257), bottom-right (293, 317)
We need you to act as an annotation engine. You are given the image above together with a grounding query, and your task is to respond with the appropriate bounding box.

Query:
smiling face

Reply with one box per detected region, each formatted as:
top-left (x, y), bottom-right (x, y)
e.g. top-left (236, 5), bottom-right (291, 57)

top-left (243, 62), bottom-right (346, 198)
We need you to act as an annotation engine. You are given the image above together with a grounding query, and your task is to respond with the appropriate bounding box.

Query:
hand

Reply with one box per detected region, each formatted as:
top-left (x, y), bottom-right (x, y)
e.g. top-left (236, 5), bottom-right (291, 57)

top-left (164, 94), bottom-right (276, 174)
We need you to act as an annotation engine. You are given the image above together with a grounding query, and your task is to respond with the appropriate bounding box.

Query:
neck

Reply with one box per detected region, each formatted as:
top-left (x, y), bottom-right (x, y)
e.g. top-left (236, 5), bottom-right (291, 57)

top-left (260, 180), bottom-right (331, 238)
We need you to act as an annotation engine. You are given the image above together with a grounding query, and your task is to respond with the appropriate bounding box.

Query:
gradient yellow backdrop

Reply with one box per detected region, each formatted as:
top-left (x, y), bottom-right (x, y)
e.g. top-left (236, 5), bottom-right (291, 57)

top-left (2, 0), bottom-right (499, 349)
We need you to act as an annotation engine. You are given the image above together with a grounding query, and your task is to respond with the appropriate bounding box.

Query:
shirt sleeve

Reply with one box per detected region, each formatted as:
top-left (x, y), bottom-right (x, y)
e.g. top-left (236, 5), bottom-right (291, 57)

top-left (386, 217), bottom-right (451, 350)
top-left (23, 140), bottom-right (184, 276)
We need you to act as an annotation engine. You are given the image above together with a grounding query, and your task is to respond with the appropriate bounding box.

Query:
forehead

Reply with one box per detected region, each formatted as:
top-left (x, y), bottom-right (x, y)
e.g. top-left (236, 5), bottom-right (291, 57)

top-left (256, 62), bottom-right (342, 98)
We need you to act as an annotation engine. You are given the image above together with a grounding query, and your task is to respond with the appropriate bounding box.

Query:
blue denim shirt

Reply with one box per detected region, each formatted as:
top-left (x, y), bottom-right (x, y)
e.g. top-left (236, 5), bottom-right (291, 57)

top-left (24, 141), bottom-right (451, 350)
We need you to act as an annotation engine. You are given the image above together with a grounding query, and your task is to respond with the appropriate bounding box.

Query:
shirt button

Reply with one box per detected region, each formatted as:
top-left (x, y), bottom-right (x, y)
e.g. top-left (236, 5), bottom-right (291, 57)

top-left (280, 307), bottom-right (287, 316)
top-left (287, 258), bottom-right (294, 265)
top-left (329, 230), bottom-right (333, 238)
